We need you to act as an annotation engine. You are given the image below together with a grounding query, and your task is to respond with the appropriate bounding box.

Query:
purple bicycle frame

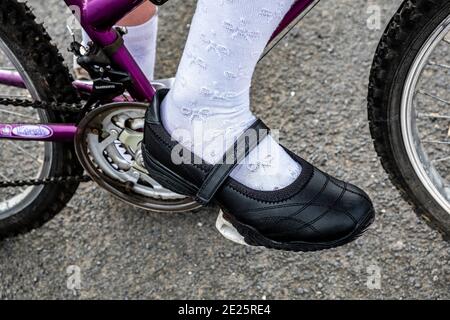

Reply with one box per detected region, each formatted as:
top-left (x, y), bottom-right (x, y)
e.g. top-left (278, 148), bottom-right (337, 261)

top-left (0, 0), bottom-right (318, 142)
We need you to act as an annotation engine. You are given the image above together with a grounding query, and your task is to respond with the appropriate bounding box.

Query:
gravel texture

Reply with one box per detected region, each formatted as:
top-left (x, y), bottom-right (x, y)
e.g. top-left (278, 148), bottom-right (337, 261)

top-left (0, 0), bottom-right (449, 299)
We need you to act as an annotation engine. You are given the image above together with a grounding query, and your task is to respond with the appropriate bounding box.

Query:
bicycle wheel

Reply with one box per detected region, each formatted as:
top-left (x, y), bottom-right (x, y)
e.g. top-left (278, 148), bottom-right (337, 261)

top-left (369, 0), bottom-right (450, 238)
top-left (0, 0), bottom-right (83, 239)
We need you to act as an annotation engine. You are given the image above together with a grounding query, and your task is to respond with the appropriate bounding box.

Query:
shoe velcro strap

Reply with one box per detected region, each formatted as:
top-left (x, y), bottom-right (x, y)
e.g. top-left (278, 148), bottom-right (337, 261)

top-left (196, 119), bottom-right (270, 205)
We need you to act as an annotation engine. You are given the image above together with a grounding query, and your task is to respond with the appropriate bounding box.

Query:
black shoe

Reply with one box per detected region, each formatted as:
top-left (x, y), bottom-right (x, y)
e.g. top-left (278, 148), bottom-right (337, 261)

top-left (143, 89), bottom-right (375, 252)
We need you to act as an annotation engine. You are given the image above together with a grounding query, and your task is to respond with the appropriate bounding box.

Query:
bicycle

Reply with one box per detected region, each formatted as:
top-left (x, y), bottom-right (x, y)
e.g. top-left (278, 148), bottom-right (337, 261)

top-left (0, 0), bottom-right (448, 241)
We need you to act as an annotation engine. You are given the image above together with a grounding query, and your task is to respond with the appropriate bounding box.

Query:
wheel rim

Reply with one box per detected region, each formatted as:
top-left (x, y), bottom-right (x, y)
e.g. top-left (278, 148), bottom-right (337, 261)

top-left (0, 38), bottom-right (53, 219)
top-left (402, 14), bottom-right (450, 218)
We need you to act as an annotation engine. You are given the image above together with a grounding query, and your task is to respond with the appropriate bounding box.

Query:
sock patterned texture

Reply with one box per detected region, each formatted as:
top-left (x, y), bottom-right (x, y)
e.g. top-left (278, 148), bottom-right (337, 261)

top-left (162, 0), bottom-right (301, 191)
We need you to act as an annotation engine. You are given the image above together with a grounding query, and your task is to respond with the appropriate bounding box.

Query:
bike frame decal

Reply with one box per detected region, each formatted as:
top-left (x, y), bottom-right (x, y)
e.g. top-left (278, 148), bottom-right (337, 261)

top-left (0, 0), bottom-right (318, 142)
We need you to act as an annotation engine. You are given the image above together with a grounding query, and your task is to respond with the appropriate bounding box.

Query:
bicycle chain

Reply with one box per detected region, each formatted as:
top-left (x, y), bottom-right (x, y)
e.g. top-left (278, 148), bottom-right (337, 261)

top-left (0, 97), bottom-right (83, 113)
top-left (0, 97), bottom-right (92, 188)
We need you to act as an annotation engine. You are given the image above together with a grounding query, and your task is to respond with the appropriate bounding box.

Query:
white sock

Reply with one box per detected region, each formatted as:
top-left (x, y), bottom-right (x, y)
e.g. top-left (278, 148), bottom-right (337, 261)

top-left (121, 14), bottom-right (158, 81)
top-left (161, 0), bottom-right (301, 191)
top-left (77, 13), bottom-right (158, 81)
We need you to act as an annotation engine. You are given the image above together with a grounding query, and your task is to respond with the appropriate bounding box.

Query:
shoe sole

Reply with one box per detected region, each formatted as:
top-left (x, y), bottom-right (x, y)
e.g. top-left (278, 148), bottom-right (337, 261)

top-left (216, 209), bottom-right (375, 252)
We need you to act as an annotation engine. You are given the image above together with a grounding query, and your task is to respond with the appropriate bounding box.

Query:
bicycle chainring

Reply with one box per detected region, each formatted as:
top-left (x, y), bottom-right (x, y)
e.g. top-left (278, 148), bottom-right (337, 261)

top-left (74, 102), bottom-right (200, 212)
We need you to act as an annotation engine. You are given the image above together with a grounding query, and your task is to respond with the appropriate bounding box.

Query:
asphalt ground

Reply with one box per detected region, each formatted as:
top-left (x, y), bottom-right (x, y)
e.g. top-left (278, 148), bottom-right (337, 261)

top-left (0, 0), bottom-right (448, 299)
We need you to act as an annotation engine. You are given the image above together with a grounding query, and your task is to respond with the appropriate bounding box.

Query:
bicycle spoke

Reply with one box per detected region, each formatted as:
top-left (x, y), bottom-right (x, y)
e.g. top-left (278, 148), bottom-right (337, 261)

top-left (422, 139), bottom-right (450, 145)
top-left (432, 155), bottom-right (450, 164)
top-left (417, 90), bottom-right (450, 106)
top-left (417, 112), bottom-right (450, 120)
top-left (7, 141), bottom-right (44, 165)
top-left (0, 107), bottom-right (37, 120)
top-left (428, 61), bottom-right (450, 70)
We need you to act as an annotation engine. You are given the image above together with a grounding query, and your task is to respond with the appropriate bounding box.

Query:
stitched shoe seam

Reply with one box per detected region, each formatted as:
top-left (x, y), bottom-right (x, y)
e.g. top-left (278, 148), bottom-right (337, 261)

top-left (288, 175), bottom-right (330, 219)
top-left (340, 182), bottom-right (358, 225)
top-left (250, 176), bottom-right (332, 231)
top-left (148, 125), bottom-right (173, 150)
top-left (261, 216), bottom-right (321, 238)
top-left (291, 182), bottom-right (346, 232)
top-left (328, 178), bottom-right (371, 203)
top-left (247, 203), bottom-right (362, 215)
